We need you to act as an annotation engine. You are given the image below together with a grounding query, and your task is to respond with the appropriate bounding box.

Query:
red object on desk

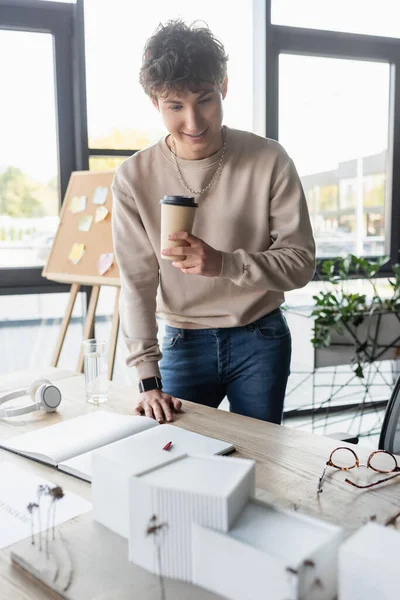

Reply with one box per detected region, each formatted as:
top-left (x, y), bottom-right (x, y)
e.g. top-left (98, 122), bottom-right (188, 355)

top-left (162, 441), bottom-right (173, 451)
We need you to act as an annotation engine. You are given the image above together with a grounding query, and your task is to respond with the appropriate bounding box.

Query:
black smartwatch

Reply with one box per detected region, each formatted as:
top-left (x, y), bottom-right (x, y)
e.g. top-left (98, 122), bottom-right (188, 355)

top-left (138, 376), bottom-right (162, 394)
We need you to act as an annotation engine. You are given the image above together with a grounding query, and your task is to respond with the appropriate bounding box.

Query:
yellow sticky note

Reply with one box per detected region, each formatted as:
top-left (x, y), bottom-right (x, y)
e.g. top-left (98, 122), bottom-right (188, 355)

top-left (69, 195), bottom-right (87, 213)
top-left (69, 243), bottom-right (85, 265)
top-left (78, 215), bottom-right (93, 232)
top-left (94, 206), bottom-right (109, 223)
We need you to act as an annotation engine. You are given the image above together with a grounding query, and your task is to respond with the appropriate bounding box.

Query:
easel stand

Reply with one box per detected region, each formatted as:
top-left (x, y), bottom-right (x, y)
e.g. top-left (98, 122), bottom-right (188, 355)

top-left (41, 170), bottom-right (121, 380)
top-left (51, 283), bottom-right (121, 380)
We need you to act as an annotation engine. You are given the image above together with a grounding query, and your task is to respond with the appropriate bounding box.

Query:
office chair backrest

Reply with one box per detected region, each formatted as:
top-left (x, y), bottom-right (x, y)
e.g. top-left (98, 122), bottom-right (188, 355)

top-left (379, 374), bottom-right (400, 455)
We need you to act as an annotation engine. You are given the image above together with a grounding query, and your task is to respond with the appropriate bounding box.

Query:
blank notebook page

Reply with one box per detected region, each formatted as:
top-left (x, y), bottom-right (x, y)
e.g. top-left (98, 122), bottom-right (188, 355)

top-left (1, 410), bottom-right (157, 464)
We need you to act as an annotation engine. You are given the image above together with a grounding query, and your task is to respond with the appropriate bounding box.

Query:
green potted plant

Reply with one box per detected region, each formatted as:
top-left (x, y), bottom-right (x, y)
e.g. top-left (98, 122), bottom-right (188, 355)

top-left (311, 255), bottom-right (400, 378)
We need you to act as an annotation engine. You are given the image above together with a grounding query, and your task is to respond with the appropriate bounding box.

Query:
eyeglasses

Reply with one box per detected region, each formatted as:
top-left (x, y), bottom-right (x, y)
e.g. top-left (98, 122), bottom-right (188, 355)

top-left (317, 447), bottom-right (400, 494)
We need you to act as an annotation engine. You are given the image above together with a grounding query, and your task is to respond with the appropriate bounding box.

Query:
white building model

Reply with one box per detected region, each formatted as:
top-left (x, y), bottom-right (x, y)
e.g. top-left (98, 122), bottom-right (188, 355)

top-left (128, 454), bottom-right (255, 582)
top-left (93, 452), bottom-right (343, 600)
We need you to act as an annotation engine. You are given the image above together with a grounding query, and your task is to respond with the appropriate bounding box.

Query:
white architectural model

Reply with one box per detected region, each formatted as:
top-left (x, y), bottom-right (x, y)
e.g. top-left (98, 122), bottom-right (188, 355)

top-left (128, 454), bottom-right (255, 582)
top-left (339, 522), bottom-right (399, 600)
top-left (91, 424), bottom-right (234, 538)
top-left (192, 498), bottom-right (342, 600)
top-left (92, 449), bottom-right (344, 599)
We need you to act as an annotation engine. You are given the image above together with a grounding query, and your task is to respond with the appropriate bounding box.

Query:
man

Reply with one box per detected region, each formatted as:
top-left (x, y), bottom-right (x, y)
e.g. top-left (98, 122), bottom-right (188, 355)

top-left (111, 19), bottom-right (315, 424)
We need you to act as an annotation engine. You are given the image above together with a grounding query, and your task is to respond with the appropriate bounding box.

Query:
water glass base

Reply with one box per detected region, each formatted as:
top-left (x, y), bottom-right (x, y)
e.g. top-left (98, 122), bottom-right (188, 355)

top-left (86, 394), bottom-right (108, 405)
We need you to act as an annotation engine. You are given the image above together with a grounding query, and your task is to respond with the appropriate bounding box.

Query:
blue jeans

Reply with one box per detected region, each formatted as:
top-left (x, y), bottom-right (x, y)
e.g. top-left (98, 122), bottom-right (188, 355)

top-left (159, 308), bottom-right (291, 424)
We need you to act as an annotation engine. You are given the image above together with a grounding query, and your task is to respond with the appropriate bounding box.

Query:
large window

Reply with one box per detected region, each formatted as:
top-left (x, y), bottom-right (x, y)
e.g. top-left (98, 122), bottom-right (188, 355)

top-left (279, 55), bottom-right (390, 258)
top-left (83, 0), bottom-right (256, 156)
top-left (0, 0), bottom-right (75, 293)
top-left (0, 30), bottom-right (59, 268)
top-left (1, 0), bottom-right (399, 294)
top-left (272, 0), bottom-right (400, 39)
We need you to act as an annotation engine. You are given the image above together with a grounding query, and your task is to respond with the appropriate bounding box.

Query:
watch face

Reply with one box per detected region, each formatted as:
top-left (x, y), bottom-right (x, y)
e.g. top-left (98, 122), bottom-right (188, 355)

top-left (140, 377), bottom-right (161, 393)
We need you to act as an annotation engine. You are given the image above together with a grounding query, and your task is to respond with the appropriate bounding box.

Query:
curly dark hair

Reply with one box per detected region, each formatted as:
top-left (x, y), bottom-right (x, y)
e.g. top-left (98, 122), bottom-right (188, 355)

top-left (140, 19), bottom-right (229, 98)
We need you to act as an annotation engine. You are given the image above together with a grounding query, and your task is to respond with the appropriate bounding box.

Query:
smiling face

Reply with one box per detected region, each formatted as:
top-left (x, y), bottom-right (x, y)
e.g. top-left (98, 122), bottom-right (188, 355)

top-left (153, 79), bottom-right (228, 160)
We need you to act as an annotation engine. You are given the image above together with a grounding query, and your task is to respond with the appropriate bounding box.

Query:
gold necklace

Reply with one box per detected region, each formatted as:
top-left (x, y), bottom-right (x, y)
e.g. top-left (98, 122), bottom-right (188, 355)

top-left (169, 128), bottom-right (227, 197)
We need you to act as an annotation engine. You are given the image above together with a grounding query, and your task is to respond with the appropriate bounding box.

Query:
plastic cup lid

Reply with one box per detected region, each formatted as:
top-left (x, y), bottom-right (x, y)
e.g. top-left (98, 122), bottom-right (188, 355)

top-left (160, 195), bottom-right (198, 207)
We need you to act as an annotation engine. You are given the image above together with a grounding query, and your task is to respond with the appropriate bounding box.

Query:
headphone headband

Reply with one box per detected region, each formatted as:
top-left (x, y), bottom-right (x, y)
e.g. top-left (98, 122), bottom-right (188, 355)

top-left (0, 388), bottom-right (28, 405)
top-left (0, 404), bottom-right (39, 418)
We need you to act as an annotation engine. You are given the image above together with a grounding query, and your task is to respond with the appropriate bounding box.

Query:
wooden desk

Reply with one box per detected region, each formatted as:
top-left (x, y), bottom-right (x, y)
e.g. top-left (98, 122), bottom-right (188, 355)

top-left (1, 368), bottom-right (400, 600)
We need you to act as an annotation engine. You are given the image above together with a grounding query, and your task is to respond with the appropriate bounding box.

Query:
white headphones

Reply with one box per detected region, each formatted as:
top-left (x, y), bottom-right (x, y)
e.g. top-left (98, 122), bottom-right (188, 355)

top-left (0, 378), bottom-right (62, 418)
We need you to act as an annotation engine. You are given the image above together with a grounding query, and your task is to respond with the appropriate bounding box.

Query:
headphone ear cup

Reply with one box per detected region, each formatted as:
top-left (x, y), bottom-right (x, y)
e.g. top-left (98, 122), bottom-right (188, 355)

top-left (35, 383), bottom-right (62, 412)
top-left (34, 384), bottom-right (47, 406)
top-left (28, 379), bottom-right (52, 402)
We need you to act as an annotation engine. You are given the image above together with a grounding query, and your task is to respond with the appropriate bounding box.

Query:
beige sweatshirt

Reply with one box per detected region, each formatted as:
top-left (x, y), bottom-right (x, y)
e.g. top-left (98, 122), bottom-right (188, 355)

top-left (111, 127), bottom-right (316, 379)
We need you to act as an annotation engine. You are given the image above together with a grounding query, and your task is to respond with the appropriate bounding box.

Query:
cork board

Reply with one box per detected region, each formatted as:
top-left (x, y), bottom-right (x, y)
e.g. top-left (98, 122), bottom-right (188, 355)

top-left (42, 170), bottom-right (120, 286)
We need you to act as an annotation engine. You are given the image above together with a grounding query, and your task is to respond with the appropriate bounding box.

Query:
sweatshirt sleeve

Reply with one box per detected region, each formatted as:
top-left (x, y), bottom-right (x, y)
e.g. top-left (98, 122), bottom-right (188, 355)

top-left (112, 183), bottom-right (161, 379)
top-left (219, 158), bottom-right (316, 291)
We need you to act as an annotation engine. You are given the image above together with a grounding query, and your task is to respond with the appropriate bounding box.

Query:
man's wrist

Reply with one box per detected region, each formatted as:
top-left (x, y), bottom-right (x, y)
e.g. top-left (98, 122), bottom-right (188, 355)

top-left (135, 361), bottom-right (161, 381)
top-left (138, 376), bottom-right (162, 394)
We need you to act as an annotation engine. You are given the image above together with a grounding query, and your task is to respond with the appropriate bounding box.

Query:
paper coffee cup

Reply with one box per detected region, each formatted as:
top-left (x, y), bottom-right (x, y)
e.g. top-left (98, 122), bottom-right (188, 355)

top-left (160, 195), bottom-right (198, 260)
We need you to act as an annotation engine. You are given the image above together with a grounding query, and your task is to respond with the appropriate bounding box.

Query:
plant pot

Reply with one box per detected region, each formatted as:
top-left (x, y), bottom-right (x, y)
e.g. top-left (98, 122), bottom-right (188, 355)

top-left (315, 310), bottom-right (400, 369)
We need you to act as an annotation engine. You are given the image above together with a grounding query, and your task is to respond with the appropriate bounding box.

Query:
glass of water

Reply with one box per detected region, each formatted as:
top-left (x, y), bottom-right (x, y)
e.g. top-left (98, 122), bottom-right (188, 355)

top-left (82, 339), bottom-right (108, 404)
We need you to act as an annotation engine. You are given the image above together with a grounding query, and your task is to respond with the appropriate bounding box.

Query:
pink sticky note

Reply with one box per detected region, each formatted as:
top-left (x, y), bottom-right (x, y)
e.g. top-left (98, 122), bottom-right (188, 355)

top-left (97, 252), bottom-right (114, 276)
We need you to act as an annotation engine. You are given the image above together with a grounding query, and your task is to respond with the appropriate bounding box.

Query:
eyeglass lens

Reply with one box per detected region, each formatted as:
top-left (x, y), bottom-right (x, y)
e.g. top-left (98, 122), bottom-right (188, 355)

top-left (330, 448), bottom-right (397, 473)
top-left (330, 448), bottom-right (357, 469)
top-left (368, 451), bottom-right (397, 473)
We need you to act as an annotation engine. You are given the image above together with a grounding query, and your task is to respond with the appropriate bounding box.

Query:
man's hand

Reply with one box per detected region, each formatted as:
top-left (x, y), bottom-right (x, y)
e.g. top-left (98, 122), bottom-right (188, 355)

top-left (162, 232), bottom-right (222, 277)
top-left (134, 389), bottom-right (182, 423)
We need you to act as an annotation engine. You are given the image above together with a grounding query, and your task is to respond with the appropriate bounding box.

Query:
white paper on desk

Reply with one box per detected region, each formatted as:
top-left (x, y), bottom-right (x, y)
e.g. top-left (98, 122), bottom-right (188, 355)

top-left (0, 461), bottom-right (91, 549)
top-left (0, 410), bottom-right (158, 467)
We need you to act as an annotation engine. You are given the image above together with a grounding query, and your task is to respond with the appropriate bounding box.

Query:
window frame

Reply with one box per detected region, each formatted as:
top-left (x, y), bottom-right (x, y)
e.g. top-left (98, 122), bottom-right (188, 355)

top-left (0, 0), bottom-right (81, 294)
top-left (265, 2), bottom-right (400, 274)
top-left (1, 1), bottom-right (399, 294)
top-left (82, 0), bottom-right (266, 169)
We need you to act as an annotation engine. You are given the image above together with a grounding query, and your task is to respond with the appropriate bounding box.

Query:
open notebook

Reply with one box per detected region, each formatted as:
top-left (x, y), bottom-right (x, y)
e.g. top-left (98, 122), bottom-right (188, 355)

top-left (0, 410), bottom-right (234, 482)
